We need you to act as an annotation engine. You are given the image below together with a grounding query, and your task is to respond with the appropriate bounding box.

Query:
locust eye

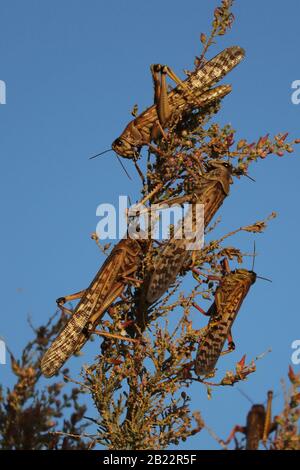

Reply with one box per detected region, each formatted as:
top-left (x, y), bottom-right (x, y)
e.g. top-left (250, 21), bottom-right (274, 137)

top-left (114, 139), bottom-right (123, 147)
top-left (221, 161), bottom-right (231, 168)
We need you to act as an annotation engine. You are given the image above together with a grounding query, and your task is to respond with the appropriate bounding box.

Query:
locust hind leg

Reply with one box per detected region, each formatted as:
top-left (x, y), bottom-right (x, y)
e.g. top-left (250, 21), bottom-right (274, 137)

top-left (150, 65), bottom-right (169, 141)
top-left (150, 64), bottom-right (188, 141)
top-left (220, 329), bottom-right (236, 357)
top-left (86, 262), bottom-right (140, 327)
top-left (263, 390), bottom-right (277, 444)
top-left (223, 425), bottom-right (247, 446)
top-left (56, 289), bottom-right (87, 315)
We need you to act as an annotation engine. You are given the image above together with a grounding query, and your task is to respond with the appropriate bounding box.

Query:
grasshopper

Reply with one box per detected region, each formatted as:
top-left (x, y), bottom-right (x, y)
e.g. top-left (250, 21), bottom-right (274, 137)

top-left (195, 259), bottom-right (256, 376)
top-left (41, 236), bottom-right (148, 377)
top-left (143, 160), bottom-right (233, 308)
top-left (223, 390), bottom-right (277, 450)
top-left (112, 46), bottom-right (245, 159)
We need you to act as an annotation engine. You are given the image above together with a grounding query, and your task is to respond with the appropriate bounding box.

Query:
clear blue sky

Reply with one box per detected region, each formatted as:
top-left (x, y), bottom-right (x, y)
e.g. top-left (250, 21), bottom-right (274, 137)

top-left (0, 0), bottom-right (299, 449)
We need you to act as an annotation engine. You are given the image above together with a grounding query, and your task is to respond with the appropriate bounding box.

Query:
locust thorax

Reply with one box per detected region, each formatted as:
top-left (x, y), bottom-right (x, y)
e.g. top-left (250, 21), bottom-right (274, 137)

top-left (183, 160), bottom-right (232, 195)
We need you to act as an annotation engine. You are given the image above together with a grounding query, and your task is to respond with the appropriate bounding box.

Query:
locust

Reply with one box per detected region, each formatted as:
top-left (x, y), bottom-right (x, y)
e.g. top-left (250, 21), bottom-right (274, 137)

top-left (195, 258), bottom-right (256, 376)
top-left (111, 46), bottom-right (245, 159)
top-left (142, 160), bottom-right (233, 309)
top-left (41, 236), bottom-right (147, 378)
top-left (223, 390), bottom-right (277, 450)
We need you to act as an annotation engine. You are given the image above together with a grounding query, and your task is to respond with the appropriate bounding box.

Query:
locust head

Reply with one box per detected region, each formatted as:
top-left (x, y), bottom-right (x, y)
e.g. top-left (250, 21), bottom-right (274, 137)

top-left (205, 159), bottom-right (233, 195)
top-left (249, 404), bottom-right (265, 416)
top-left (112, 137), bottom-right (140, 160)
top-left (235, 268), bottom-right (257, 285)
top-left (207, 159), bottom-right (233, 173)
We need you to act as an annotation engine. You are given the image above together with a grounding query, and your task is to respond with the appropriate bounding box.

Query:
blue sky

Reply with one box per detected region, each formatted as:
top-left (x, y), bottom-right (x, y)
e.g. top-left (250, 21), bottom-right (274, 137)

top-left (0, 0), bottom-right (300, 449)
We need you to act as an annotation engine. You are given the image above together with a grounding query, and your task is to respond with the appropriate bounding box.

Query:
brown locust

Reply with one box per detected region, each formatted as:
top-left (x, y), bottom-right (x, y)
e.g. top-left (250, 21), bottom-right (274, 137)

top-left (195, 260), bottom-right (256, 376)
top-left (112, 46), bottom-right (245, 159)
top-left (143, 161), bottom-right (232, 308)
top-left (41, 237), bottom-right (147, 377)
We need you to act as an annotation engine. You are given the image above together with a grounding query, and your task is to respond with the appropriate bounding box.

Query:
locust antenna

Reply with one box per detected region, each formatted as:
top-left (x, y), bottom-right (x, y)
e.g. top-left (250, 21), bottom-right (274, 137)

top-left (234, 167), bottom-right (255, 182)
top-left (257, 275), bottom-right (272, 283)
top-left (89, 149), bottom-right (113, 159)
top-left (251, 241), bottom-right (272, 281)
top-left (89, 148), bottom-right (132, 180)
top-left (134, 161), bottom-right (145, 184)
top-left (244, 173), bottom-right (256, 182)
top-left (237, 387), bottom-right (254, 405)
top-left (116, 155), bottom-right (132, 180)
top-left (252, 241), bottom-right (256, 272)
